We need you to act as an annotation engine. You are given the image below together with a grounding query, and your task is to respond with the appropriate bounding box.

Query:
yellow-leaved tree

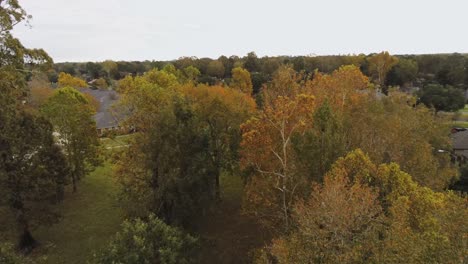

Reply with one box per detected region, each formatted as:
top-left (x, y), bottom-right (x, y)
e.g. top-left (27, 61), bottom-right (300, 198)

top-left (57, 72), bottom-right (87, 88)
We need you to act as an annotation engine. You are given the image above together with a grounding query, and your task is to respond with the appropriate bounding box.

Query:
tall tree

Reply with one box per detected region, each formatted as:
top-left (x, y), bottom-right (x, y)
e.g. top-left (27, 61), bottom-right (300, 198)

top-left (244, 51), bottom-right (260, 72)
top-left (241, 94), bottom-right (315, 232)
top-left (367, 51), bottom-right (399, 89)
top-left (41, 87), bottom-right (100, 192)
top-left (184, 85), bottom-right (256, 200)
top-left (292, 101), bottom-right (347, 183)
top-left (0, 0), bottom-right (68, 251)
top-left (1, 112), bottom-right (69, 251)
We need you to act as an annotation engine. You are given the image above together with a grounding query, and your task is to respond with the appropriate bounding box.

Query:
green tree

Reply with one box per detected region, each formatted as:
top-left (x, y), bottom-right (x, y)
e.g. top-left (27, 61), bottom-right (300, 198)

top-left (86, 62), bottom-right (103, 79)
top-left (417, 83), bottom-right (465, 112)
top-left (116, 82), bottom-right (215, 225)
top-left (1, 112), bottom-right (69, 250)
top-left (387, 58), bottom-right (419, 87)
top-left (95, 214), bottom-right (198, 264)
top-left (182, 65), bottom-right (200, 83)
top-left (293, 101), bottom-right (346, 183)
top-left (0, 0), bottom-right (67, 251)
top-left (41, 87), bottom-right (100, 192)
top-left (244, 51), bottom-right (260, 72)
top-left (184, 85), bottom-right (256, 200)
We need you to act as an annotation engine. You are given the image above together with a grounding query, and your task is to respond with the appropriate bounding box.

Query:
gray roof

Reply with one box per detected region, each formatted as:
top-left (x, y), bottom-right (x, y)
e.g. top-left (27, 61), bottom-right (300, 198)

top-left (451, 130), bottom-right (468, 150)
top-left (80, 88), bottom-right (122, 129)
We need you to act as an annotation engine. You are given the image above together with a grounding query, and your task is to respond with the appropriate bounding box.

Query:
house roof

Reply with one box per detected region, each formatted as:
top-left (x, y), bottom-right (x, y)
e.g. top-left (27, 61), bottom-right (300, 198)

top-left (451, 130), bottom-right (468, 150)
top-left (80, 88), bottom-right (122, 129)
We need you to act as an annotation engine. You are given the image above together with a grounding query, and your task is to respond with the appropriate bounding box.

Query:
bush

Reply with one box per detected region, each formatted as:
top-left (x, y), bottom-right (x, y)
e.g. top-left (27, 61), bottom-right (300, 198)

top-left (94, 214), bottom-right (198, 264)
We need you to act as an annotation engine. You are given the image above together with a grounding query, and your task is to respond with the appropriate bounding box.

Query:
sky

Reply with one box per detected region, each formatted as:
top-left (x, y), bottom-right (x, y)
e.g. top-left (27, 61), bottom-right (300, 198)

top-left (11, 0), bottom-right (468, 62)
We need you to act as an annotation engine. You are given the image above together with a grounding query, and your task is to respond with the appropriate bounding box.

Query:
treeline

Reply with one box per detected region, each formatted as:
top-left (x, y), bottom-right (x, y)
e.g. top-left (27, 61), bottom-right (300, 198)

top-left (51, 52), bottom-right (468, 90)
top-left (48, 52), bottom-right (468, 112)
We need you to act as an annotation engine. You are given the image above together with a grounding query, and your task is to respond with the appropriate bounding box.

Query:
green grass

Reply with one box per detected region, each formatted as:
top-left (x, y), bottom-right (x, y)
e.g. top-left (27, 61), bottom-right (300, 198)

top-left (100, 134), bottom-right (133, 149)
top-left (32, 163), bottom-right (123, 264)
top-left (453, 121), bottom-right (468, 128)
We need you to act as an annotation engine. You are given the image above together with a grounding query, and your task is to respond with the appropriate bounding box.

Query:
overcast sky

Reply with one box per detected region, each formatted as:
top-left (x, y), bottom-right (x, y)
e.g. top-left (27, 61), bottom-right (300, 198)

top-left (11, 0), bottom-right (468, 62)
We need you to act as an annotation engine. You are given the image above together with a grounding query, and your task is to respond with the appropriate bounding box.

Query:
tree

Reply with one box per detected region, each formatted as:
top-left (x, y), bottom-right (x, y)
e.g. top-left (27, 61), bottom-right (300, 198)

top-left (263, 64), bottom-right (304, 106)
top-left (267, 172), bottom-right (383, 263)
top-left (101, 60), bottom-right (119, 79)
top-left (230, 67), bottom-right (253, 95)
top-left (417, 83), bottom-right (465, 112)
top-left (367, 51), bottom-right (399, 89)
top-left (244, 51), bottom-right (260, 72)
top-left (116, 79), bottom-right (216, 225)
top-left (436, 53), bottom-right (466, 87)
top-left (206, 60), bottom-right (225, 79)
top-left (57, 72), bottom-right (87, 88)
top-left (27, 73), bottom-right (54, 109)
top-left (386, 58), bottom-right (419, 87)
top-left (0, 0), bottom-right (67, 251)
top-left (95, 214), bottom-right (198, 264)
top-left (93, 78), bottom-right (108, 89)
top-left (1, 112), bottom-right (69, 250)
top-left (292, 101), bottom-right (346, 183)
top-left (261, 150), bottom-right (467, 263)
top-left (308, 65), bottom-right (371, 112)
top-left (241, 94), bottom-right (315, 232)
top-left (347, 92), bottom-right (458, 190)
top-left (41, 87), bottom-right (100, 192)
top-left (182, 65), bottom-right (200, 83)
top-left (183, 85), bottom-right (256, 200)
top-left (85, 62), bottom-right (103, 79)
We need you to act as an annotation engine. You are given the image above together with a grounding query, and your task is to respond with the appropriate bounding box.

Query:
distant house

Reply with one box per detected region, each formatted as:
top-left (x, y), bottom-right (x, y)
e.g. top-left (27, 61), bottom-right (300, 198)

top-left (451, 130), bottom-right (468, 163)
top-left (80, 88), bottom-right (124, 135)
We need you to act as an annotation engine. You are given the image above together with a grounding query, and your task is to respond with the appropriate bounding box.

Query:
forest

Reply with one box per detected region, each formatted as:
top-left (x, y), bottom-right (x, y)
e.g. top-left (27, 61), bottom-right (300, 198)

top-left (1, 1), bottom-right (467, 264)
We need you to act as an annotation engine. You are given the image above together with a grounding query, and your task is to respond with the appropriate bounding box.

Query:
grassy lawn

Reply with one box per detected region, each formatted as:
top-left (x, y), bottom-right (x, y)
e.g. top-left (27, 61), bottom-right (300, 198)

top-left (100, 134), bottom-right (134, 149)
top-left (32, 162), bottom-right (123, 264)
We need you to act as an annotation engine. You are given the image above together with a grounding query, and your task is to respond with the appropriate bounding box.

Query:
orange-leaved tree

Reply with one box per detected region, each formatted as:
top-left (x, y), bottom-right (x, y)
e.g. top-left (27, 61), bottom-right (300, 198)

top-left (241, 92), bottom-right (315, 232)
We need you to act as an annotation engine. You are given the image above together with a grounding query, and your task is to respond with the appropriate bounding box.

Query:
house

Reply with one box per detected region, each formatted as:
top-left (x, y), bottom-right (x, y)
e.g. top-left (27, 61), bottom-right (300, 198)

top-left (80, 88), bottom-right (125, 136)
top-left (450, 129), bottom-right (468, 163)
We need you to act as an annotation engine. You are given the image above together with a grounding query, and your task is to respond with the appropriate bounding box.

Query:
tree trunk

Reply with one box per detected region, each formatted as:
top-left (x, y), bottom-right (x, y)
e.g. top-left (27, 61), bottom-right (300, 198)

top-left (72, 173), bottom-right (77, 193)
top-left (16, 207), bottom-right (37, 253)
top-left (56, 183), bottom-right (65, 202)
top-left (18, 224), bottom-right (37, 253)
top-left (215, 168), bottom-right (221, 201)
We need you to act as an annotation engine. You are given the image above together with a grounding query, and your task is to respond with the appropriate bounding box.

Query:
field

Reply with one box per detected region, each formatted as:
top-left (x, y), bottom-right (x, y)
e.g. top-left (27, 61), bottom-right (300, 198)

top-left (31, 162), bottom-right (123, 264)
